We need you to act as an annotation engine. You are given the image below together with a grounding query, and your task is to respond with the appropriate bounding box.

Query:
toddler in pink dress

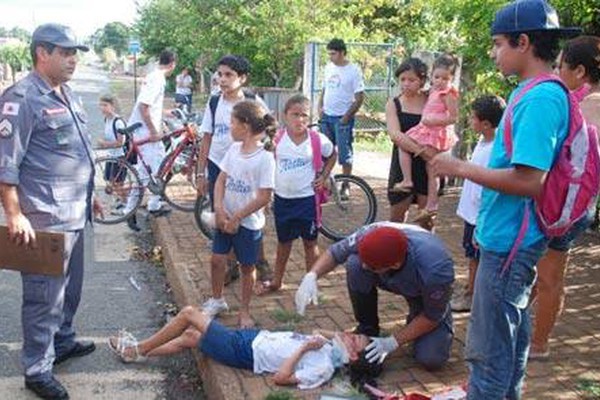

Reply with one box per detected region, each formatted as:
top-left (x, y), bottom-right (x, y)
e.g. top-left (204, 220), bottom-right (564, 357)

top-left (392, 54), bottom-right (459, 221)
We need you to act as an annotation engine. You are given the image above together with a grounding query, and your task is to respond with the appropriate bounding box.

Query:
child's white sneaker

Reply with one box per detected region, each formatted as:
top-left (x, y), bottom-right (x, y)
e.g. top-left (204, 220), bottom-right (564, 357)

top-left (201, 297), bottom-right (229, 317)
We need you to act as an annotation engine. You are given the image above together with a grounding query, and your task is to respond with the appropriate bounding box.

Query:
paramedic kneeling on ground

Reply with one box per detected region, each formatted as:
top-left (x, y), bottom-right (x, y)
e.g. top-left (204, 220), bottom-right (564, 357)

top-left (295, 222), bottom-right (454, 370)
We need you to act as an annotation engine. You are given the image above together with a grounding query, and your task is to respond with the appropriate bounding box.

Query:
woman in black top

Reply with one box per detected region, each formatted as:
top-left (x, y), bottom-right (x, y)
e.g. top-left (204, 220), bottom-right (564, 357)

top-left (385, 58), bottom-right (437, 229)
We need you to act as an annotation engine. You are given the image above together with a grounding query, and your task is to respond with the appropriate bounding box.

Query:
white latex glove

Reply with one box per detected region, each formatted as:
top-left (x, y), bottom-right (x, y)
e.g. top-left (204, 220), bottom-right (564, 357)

top-left (365, 336), bottom-right (399, 364)
top-left (295, 272), bottom-right (318, 315)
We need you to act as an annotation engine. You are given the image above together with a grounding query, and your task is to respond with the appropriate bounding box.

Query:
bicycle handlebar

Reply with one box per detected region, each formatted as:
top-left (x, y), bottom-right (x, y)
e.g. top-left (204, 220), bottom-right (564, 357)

top-left (117, 122), bottom-right (142, 136)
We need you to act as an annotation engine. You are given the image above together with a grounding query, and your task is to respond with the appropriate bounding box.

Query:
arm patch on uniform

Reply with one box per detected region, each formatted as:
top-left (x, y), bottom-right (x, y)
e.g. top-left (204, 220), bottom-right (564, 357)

top-left (0, 119), bottom-right (13, 138)
top-left (2, 102), bottom-right (19, 116)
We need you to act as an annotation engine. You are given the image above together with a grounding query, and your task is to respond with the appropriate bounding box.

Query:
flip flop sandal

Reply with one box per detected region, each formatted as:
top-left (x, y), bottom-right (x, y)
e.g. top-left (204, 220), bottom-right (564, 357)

top-left (108, 329), bottom-right (147, 363)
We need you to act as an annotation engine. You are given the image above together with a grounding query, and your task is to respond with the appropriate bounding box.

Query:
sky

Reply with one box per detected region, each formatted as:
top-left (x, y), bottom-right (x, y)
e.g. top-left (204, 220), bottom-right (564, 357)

top-left (0, 0), bottom-right (143, 39)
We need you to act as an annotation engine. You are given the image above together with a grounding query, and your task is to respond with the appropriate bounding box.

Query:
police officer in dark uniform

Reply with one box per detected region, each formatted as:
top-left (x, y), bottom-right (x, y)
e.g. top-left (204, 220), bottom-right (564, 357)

top-left (295, 222), bottom-right (454, 371)
top-left (0, 23), bottom-right (100, 399)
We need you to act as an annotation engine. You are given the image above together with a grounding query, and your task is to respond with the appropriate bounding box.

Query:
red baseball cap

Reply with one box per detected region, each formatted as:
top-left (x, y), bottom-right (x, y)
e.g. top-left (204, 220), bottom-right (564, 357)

top-left (358, 227), bottom-right (408, 270)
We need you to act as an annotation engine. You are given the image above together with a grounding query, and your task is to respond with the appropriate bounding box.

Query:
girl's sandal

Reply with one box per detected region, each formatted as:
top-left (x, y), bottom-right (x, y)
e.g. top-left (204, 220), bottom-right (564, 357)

top-left (254, 280), bottom-right (281, 296)
top-left (108, 329), bottom-right (148, 363)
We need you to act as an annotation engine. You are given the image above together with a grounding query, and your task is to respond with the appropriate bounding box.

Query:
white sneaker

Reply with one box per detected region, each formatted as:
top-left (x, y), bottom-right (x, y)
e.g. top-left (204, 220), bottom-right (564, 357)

top-left (201, 297), bottom-right (229, 317)
top-left (451, 290), bottom-right (472, 312)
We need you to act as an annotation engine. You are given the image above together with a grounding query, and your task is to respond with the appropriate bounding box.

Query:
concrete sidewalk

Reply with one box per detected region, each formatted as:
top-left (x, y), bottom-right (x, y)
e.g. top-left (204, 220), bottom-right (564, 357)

top-left (152, 172), bottom-right (600, 399)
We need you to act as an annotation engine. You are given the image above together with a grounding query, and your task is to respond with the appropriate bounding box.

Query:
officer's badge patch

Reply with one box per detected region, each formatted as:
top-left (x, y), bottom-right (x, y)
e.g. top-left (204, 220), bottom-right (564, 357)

top-left (2, 102), bottom-right (20, 116)
top-left (0, 119), bottom-right (13, 138)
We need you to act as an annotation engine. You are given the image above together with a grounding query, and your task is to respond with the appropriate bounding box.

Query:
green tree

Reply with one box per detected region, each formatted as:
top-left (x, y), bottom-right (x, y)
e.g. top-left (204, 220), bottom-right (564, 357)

top-left (0, 44), bottom-right (31, 82)
top-left (93, 22), bottom-right (130, 56)
top-left (8, 27), bottom-right (31, 43)
top-left (135, 0), bottom-right (364, 87)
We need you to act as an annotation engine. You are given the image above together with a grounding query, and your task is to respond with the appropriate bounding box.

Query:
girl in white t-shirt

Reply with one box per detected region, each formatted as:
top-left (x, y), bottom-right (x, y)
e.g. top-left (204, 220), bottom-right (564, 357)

top-left (96, 94), bottom-right (127, 207)
top-left (109, 305), bottom-right (382, 390)
top-left (256, 95), bottom-right (337, 295)
top-left (202, 100), bottom-right (276, 328)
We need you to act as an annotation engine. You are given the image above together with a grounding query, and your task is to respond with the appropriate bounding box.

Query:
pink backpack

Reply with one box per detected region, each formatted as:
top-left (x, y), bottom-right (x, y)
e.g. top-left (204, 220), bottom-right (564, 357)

top-left (273, 128), bottom-right (329, 227)
top-left (503, 74), bottom-right (600, 270)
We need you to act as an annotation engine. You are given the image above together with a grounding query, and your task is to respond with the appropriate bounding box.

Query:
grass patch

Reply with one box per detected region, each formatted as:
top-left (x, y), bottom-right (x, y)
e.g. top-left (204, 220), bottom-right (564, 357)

top-left (354, 130), bottom-right (392, 153)
top-left (271, 308), bottom-right (304, 324)
top-left (264, 390), bottom-right (299, 400)
top-left (577, 379), bottom-right (600, 398)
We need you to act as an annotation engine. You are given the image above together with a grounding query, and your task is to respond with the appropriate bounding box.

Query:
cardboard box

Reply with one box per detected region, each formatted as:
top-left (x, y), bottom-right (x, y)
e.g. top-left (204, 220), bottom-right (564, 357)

top-left (0, 226), bottom-right (64, 276)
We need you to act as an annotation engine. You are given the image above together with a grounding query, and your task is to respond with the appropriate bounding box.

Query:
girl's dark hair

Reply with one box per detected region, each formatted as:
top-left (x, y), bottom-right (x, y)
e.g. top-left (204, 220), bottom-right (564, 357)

top-left (505, 30), bottom-right (562, 63)
top-left (218, 55), bottom-right (251, 76)
top-left (394, 57), bottom-right (428, 81)
top-left (283, 94), bottom-right (310, 114)
top-left (99, 93), bottom-right (120, 113)
top-left (232, 100), bottom-right (277, 141)
top-left (562, 35), bottom-right (600, 84)
top-left (348, 346), bottom-right (384, 391)
top-left (432, 53), bottom-right (459, 75)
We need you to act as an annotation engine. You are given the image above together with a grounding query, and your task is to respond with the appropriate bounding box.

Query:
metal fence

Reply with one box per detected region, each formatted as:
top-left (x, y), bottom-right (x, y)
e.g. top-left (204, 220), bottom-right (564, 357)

top-left (303, 41), bottom-right (395, 133)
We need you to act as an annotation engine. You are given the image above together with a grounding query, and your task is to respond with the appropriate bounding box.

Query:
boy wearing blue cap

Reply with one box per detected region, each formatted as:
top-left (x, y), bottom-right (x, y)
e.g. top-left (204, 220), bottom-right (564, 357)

top-left (431, 1), bottom-right (579, 398)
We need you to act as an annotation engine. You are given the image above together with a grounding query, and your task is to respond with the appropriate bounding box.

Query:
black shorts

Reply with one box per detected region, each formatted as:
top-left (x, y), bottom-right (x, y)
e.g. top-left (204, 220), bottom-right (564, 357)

top-left (462, 222), bottom-right (480, 260)
top-left (104, 161), bottom-right (127, 183)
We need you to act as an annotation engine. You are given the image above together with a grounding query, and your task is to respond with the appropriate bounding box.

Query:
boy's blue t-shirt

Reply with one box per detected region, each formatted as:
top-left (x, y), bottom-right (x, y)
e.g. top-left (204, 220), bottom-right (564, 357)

top-left (475, 80), bottom-right (569, 253)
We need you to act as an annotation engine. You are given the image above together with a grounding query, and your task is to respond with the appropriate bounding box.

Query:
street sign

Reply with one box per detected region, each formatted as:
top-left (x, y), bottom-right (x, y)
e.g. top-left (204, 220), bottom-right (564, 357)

top-left (128, 39), bottom-right (141, 54)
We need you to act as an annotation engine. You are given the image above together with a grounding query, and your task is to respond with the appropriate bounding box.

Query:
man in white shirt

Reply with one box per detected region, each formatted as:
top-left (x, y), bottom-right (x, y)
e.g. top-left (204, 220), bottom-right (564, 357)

top-left (124, 49), bottom-right (177, 229)
top-left (175, 67), bottom-right (193, 112)
top-left (318, 39), bottom-right (365, 198)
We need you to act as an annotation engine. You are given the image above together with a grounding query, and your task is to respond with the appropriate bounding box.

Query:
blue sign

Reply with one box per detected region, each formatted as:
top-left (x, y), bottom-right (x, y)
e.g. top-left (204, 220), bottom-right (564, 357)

top-left (128, 39), bottom-right (141, 54)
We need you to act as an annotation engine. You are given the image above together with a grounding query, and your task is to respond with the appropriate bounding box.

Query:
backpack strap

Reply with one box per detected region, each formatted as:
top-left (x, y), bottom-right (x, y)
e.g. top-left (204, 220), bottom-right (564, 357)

top-left (242, 89), bottom-right (257, 100)
top-left (308, 129), bottom-right (323, 173)
top-left (209, 90), bottom-right (257, 134)
top-left (112, 116), bottom-right (125, 140)
top-left (209, 94), bottom-right (220, 134)
top-left (503, 74), bottom-right (565, 157)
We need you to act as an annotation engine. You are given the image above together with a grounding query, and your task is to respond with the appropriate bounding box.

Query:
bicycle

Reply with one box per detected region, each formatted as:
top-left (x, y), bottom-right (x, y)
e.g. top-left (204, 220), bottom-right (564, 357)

top-left (193, 173), bottom-right (377, 242)
top-left (93, 118), bottom-right (201, 224)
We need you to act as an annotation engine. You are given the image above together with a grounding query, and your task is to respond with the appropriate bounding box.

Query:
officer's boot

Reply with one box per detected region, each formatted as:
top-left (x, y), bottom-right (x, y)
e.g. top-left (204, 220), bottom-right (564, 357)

top-left (348, 287), bottom-right (380, 337)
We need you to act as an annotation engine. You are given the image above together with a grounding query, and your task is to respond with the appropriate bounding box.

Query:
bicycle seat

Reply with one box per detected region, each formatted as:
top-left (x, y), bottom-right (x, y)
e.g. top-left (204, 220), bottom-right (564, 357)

top-left (117, 122), bottom-right (142, 136)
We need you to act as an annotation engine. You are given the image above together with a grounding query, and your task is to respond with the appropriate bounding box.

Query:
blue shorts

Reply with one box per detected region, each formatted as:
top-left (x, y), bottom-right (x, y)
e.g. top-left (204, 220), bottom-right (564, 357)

top-left (320, 114), bottom-right (354, 165)
top-left (198, 320), bottom-right (260, 370)
top-left (213, 226), bottom-right (262, 265)
top-left (274, 195), bottom-right (318, 243)
top-left (462, 222), bottom-right (480, 260)
top-left (548, 211), bottom-right (594, 252)
top-left (206, 159), bottom-right (221, 210)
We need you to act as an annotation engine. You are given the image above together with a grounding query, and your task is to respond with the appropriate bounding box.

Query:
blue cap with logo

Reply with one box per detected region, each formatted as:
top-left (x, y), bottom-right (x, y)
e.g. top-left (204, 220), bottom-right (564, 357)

top-left (491, 0), bottom-right (581, 37)
top-left (32, 23), bottom-right (90, 52)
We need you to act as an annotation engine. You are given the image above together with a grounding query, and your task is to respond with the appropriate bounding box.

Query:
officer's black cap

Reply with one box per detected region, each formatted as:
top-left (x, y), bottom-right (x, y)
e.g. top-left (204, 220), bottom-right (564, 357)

top-left (32, 23), bottom-right (90, 52)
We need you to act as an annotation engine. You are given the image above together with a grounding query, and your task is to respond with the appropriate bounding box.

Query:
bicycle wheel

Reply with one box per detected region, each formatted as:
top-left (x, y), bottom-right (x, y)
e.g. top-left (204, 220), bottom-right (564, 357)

top-left (319, 174), bottom-right (377, 241)
top-left (193, 194), bottom-right (215, 240)
top-left (93, 156), bottom-right (143, 224)
top-left (160, 145), bottom-right (198, 212)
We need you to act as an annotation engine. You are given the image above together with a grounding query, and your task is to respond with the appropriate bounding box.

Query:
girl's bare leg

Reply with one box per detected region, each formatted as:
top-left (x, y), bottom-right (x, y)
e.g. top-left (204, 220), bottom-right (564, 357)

top-left (425, 151), bottom-right (440, 212)
top-left (239, 265), bottom-right (256, 328)
top-left (113, 306), bottom-right (211, 358)
top-left (392, 148), bottom-right (414, 192)
top-left (303, 238), bottom-right (319, 273)
top-left (211, 253), bottom-right (228, 298)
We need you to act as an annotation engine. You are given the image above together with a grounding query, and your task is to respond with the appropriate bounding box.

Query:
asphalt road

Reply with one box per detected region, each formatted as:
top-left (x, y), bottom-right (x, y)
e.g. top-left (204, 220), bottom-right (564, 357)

top-left (0, 58), bottom-right (202, 399)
